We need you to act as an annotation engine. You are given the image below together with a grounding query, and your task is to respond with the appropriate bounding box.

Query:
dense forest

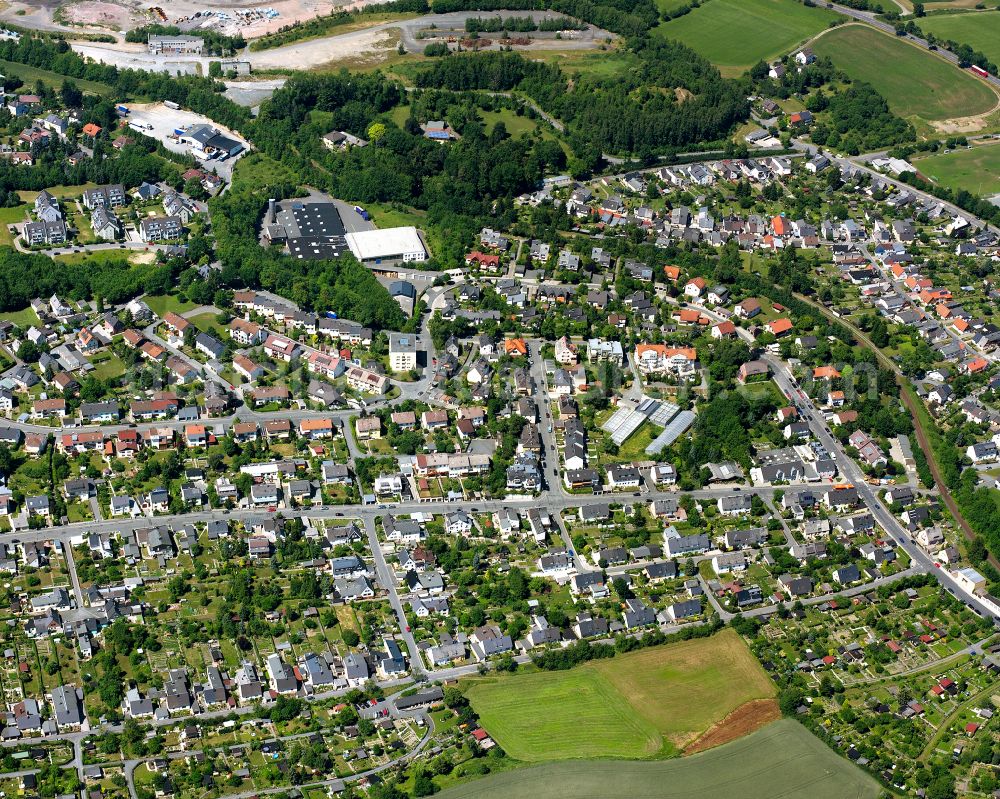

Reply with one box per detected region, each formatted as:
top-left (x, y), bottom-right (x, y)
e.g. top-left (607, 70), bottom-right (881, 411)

top-left (809, 84), bottom-right (916, 154)
top-left (0, 249), bottom-right (177, 312)
top-left (248, 72), bottom-right (565, 264)
top-left (427, 0), bottom-right (658, 37)
top-left (415, 40), bottom-right (749, 157)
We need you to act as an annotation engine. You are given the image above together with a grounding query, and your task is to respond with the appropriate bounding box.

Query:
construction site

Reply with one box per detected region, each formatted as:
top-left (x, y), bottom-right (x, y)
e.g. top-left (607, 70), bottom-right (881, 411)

top-left (5, 0), bottom-right (360, 39)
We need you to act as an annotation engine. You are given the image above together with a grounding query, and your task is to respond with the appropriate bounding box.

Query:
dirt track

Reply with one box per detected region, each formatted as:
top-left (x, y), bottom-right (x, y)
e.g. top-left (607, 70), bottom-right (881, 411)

top-left (70, 10), bottom-right (612, 73)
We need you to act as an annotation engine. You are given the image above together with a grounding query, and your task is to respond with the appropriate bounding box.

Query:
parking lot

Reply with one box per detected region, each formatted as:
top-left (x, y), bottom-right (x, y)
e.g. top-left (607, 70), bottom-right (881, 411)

top-left (125, 102), bottom-right (251, 182)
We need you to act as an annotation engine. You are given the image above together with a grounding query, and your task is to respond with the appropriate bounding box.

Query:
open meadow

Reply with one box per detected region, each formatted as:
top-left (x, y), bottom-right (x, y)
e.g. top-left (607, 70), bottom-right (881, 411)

top-left (919, 11), bottom-right (1000, 67)
top-left (811, 25), bottom-right (997, 128)
top-left (654, 0), bottom-right (842, 77)
top-left (464, 629), bottom-right (776, 761)
top-left (912, 142), bottom-right (1000, 196)
top-left (433, 720), bottom-right (881, 799)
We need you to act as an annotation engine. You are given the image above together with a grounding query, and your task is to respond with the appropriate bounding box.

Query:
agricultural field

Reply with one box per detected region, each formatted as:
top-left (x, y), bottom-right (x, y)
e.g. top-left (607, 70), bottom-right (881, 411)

top-left (433, 720), bottom-right (881, 799)
top-left (919, 11), bottom-right (1000, 68)
top-left (654, 0), bottom-right (843, 77)
top-left (811, 25), bottom-right (997, 127)
top-left (464, 630), bottom-right (776, 761)
top-left (924, 0), bottom-right (994, 7)
top-left (912, 142), bottom-right (1000, 196)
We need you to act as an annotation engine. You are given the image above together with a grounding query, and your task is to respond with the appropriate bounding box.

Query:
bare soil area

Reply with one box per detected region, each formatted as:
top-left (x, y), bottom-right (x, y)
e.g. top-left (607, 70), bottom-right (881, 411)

top-left (59, 0), bottom-right (149, 30)
top-left (684, 699), bottom-right (782, 755)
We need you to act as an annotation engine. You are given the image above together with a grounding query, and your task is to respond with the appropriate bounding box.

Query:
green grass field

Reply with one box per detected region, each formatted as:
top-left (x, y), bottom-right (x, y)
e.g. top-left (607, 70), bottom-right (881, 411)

top-left (465, 630), bottom-right (776, 761)
top-left (0, 60), bottom-right (112, 96)
top-left (467, 665), bottom-right (661, 760)
top-left (812, 25), bottom-right (997, 124)
top-left (654, 0), bottom-right (843, 76)
top-left (145, 294), bottom-right (199, 318)
top-left (0, 306), bottom-right (39, 329)
top-left (913, 142), bottom-right (1000, 196)
top-left (434, 720), bottom-right (880, 799)
top-left (920, 11), bottom-right (1000, 67)
top-left (231, 152), bottom-right (292, 192)
top-left (657, 0), bottom-right (693, 12)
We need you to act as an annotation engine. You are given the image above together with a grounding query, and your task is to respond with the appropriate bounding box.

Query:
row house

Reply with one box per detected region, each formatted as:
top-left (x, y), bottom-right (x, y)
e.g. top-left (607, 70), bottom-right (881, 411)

top-left (413, 453), bottom-right (491, 478)
top-left (59, 431), bottom-right (105, 455)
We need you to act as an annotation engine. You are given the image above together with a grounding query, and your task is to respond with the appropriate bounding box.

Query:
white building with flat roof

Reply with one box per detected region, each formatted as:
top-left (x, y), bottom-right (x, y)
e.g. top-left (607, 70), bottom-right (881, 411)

top-left (389, 333), bottom-right (418, 372)
top-left (345, 226), bottom-right (426, 263)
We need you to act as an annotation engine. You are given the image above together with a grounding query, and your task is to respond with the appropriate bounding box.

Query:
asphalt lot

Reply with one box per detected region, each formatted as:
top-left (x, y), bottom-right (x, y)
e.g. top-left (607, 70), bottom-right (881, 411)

top-left (125, 103), bottom-right (251, 181)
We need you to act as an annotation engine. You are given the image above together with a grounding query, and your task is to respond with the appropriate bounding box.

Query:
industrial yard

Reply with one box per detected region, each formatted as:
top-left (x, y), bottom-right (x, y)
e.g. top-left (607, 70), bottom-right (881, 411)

top-left (2, 0), bottom-right (361, 39)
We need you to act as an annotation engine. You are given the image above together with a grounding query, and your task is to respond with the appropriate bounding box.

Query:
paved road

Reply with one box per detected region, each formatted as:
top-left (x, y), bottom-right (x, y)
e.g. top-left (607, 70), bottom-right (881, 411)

top-left (122, 688), bottom-right (434, 799)
top-left (825, 3), bottom-right (1000, 95)
top-left (764, 353), bottom-right (997, 618)
top-left (363, 515), bottom-right (422, 674)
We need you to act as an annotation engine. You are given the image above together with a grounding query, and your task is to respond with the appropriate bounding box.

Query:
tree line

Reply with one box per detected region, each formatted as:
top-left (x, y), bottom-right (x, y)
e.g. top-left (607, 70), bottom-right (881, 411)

top-left (464, 14), bottom-right (585, 32)
top-left (0, 36), bottom-right (252, 133)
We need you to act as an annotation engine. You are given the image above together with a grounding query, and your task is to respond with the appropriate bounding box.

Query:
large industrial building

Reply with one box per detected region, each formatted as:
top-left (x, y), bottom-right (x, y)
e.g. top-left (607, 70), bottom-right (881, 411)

top-left (181, 124), bottom-right (245, 160)
top-left (263, 198), bottom-right (348, 260)
top-left (345, 227), bottom-right (427, 265)
top-left (263, 198), bottom-right (427, 265)
top-left (147, 35), bottom-right (204, 55)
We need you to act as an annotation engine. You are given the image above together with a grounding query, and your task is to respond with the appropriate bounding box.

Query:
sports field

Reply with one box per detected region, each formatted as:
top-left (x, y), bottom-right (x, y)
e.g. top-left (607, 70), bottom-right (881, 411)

top-left (811, 25), bottom-right (997, 124)
top-left (654, 0), bottom-right (842, 76)
top-left (919, 11), bottom-right (1000, 67)
top-left (434, 720), bottom-right (881, 799)
top-left (913, 142), bottom-right (1000, 196)
top-left (464, 630), bottom-right (776, 761)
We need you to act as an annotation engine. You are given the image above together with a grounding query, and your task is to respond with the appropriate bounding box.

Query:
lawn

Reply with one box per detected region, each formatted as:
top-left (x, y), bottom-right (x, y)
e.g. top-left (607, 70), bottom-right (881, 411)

top-left (615, 420), bottom-right (657, 461)
top-left (17, 183), bottom-right (97, 202)
top-left (0, 203), bottom-right (28, 246)
top-left (811, 25), bottom-right (997, 124)
top-left (433, 719), bottom-right (880, 799)
top-left (913, 142), bottom-right (1000, 196)
top-left (145, 294), bottom-right (199, 318)
top-left (480, 110), bottom-right (542, 139)
top-left (738, 379), bottom-right (785, 405)
top-left (0, 305), bottom-right (38, 329)
top-left (654, 0), bottom-right (843, 76)
top-left (919, 11), bottom-right (1000, 71)
top-left (187, 311), bottom-right (222, 333)
top-left (520, 48), bottom-right (638, 79)
top-left (52, 249), bottom-right (134, 267)
top-left (464, 630), bottom-right (776, 761)
top-left (91, 353), bottom-right (126, 381)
